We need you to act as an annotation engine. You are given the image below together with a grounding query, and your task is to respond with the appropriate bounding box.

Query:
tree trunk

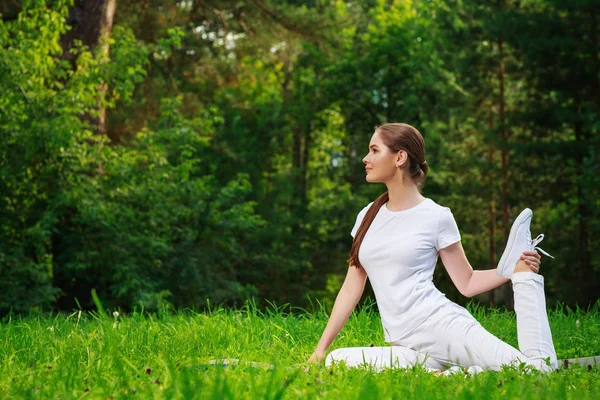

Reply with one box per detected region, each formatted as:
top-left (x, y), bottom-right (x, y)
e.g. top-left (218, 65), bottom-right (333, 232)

top-left (498, 38), bottom-right (513, 310)
top-left (301, 123), bottom-right (312, 212)
top-left (487, 51), bottom-right (497, 306)
top-left (582, 7), bottom-right (598, 306)
top-left (574, 119), bottom-right (592, 304)
top-left (488, 148), bottom-right (497, 306)
top-left (281, 60), bottom-right (307, 235)
top-left (60, 0), bottom-right (117, 135)
top-left (590, 8), bottom-right (600, 112)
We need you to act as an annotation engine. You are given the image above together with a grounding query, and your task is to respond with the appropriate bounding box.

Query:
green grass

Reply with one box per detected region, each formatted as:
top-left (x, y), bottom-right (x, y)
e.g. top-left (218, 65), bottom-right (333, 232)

top-left (1, 301), bottom-right (599, 399)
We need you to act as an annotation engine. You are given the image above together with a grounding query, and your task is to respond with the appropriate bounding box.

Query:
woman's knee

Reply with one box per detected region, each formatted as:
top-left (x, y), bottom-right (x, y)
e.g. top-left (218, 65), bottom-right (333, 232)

top-left (325, 347), bottom-right (379, 368)
top-left (325, 348), bottom-right (357, 367)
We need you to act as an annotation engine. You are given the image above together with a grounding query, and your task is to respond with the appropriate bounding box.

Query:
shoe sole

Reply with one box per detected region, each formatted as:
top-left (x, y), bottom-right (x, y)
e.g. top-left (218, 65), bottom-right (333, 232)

top-left (497, 208), bottom-right (532, 277)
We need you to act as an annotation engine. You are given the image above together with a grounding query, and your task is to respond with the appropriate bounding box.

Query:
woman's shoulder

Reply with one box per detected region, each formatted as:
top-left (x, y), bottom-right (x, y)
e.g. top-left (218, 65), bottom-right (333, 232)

top-left (420, 199), bottom-right (457, 222)
top-left (424, 202), bottom-right (462, 234)
top-left (423, 198), bottom-right (453, 211)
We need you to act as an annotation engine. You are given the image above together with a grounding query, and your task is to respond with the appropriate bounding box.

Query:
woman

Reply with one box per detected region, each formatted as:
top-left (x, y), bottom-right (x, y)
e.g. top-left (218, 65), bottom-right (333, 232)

top-left (307, 123), bottom-right (557, 372)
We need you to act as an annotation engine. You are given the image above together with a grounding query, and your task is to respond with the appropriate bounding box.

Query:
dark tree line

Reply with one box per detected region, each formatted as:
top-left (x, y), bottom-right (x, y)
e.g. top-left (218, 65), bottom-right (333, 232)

top-left (0, 0), bottom-right (598, 314)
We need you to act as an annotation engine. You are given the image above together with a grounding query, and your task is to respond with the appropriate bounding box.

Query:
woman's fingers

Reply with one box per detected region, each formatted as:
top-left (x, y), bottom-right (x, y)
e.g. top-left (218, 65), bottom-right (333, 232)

top-left (521, 252), bottom-right (541, 263)
top-left (520, 251), bottom-right (541, 271)
top-left (529, 265), bottom-right (539, 273)
top-left (520, 256), bottom-right (540, 264)
top-left (521, 250), bottom-right (541, 260)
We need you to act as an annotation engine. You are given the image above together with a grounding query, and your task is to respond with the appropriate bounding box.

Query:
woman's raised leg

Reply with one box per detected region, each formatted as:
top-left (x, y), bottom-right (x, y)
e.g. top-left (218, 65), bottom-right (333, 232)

top-left (511, 268), bottom-right (557, 370)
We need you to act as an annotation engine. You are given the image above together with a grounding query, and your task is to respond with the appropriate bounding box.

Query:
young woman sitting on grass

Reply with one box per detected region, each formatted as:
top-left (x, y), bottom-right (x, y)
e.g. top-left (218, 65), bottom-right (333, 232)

top-left (308, 123), bottom-right (557, 373)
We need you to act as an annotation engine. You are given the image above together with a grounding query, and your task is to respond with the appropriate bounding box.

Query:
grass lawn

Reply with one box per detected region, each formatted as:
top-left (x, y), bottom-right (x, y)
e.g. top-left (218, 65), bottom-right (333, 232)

top-left (1, 301), bottom-right (599, 399)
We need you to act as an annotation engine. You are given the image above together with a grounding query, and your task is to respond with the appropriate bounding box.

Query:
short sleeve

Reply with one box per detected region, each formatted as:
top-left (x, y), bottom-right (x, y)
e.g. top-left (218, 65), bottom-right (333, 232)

top-left (351, 202), bottom-right (374, 238)
top-left (436, 207), bottom-right (461, 250)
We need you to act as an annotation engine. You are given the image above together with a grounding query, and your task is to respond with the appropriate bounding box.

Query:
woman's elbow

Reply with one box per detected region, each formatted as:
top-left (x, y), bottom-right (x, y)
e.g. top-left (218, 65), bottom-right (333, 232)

top-left (460, 287), bottom-right (475, 298)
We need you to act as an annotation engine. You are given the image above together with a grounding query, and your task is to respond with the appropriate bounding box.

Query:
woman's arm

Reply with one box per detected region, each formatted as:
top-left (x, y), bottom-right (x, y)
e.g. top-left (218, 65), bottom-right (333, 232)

top-left (308, 265), bottom-right (368, 362)
top-left (439, 241), bottom-right (540, 298)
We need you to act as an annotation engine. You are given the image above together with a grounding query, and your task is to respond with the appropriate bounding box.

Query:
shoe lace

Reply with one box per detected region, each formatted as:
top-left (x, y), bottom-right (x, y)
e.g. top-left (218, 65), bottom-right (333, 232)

top-left (528, 231), bottom-right (554, 259)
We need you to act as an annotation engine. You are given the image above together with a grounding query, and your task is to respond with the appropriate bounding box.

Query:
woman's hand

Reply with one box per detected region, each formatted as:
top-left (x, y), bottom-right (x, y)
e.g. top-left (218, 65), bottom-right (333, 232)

top-left (520, 250), bottom-right (541, 273)
top-left (307, 350), bottom-right (324, 364)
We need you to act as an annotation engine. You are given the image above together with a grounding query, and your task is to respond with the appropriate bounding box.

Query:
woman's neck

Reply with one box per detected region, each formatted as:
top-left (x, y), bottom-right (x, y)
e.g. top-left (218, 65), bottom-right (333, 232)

top-left (385, 179), bottom-right (425, 212)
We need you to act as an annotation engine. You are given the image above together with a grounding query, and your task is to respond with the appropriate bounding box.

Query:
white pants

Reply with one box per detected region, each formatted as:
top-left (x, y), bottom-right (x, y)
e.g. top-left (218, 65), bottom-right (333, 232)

top-left (326, 272), bottom-right (558, 372)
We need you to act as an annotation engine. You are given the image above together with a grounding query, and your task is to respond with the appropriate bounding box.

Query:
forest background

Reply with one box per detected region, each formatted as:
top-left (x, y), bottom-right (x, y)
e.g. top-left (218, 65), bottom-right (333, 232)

top-left (1, 0), bottom-right (599, 316)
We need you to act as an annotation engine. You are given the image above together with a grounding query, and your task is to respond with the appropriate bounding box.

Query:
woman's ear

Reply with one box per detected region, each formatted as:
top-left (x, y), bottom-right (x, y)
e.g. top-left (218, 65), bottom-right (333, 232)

top-left (395, 150), bottom-right (408, 168)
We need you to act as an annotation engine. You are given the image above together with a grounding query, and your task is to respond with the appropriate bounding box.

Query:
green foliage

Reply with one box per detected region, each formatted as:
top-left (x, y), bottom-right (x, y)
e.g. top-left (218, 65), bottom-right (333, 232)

top-left (0, 0), bottom-right (99, 312)
top-left (0, 0), bottom-right (599, 313)
top-left (0, 2), bottom-right (280, 313)
top-left (54, 100), bottom-right (264, 310)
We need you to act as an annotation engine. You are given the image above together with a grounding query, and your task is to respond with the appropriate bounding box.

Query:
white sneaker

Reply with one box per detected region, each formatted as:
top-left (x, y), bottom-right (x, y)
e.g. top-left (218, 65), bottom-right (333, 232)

top-left (496, 208), bottom-right (554, 279)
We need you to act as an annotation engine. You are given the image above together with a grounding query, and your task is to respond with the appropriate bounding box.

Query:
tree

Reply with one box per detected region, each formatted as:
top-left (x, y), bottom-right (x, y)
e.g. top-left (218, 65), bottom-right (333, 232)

top-left (60, 0), bottom-right (117, 135)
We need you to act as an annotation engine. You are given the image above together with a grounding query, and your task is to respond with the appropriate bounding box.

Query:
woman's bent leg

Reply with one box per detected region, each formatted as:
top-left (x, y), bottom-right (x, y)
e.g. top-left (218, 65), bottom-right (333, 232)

top-left (512, 271), bottom-right (558, 371)
top-left (397, 307), bottom-right (523, 371)
top-left (325, 345), bottom-right (444, 371)
top-left (397, 299), bottom-right (556, 372)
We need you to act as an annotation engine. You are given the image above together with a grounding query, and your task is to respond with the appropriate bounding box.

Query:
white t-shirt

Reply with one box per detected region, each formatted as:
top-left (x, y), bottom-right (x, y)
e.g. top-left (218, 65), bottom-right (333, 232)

top-left (351, 198), bottom-right (470, 342)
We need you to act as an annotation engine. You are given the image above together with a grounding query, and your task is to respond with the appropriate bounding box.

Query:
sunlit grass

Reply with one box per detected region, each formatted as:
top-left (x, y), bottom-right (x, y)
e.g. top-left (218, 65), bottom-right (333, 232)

top-left (1, 300), bottom-right (599, 399)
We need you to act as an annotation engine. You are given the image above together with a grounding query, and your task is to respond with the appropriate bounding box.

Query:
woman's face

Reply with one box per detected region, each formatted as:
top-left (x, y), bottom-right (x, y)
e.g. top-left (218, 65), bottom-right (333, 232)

top-left (362, 131), bottom-right (404, 183)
